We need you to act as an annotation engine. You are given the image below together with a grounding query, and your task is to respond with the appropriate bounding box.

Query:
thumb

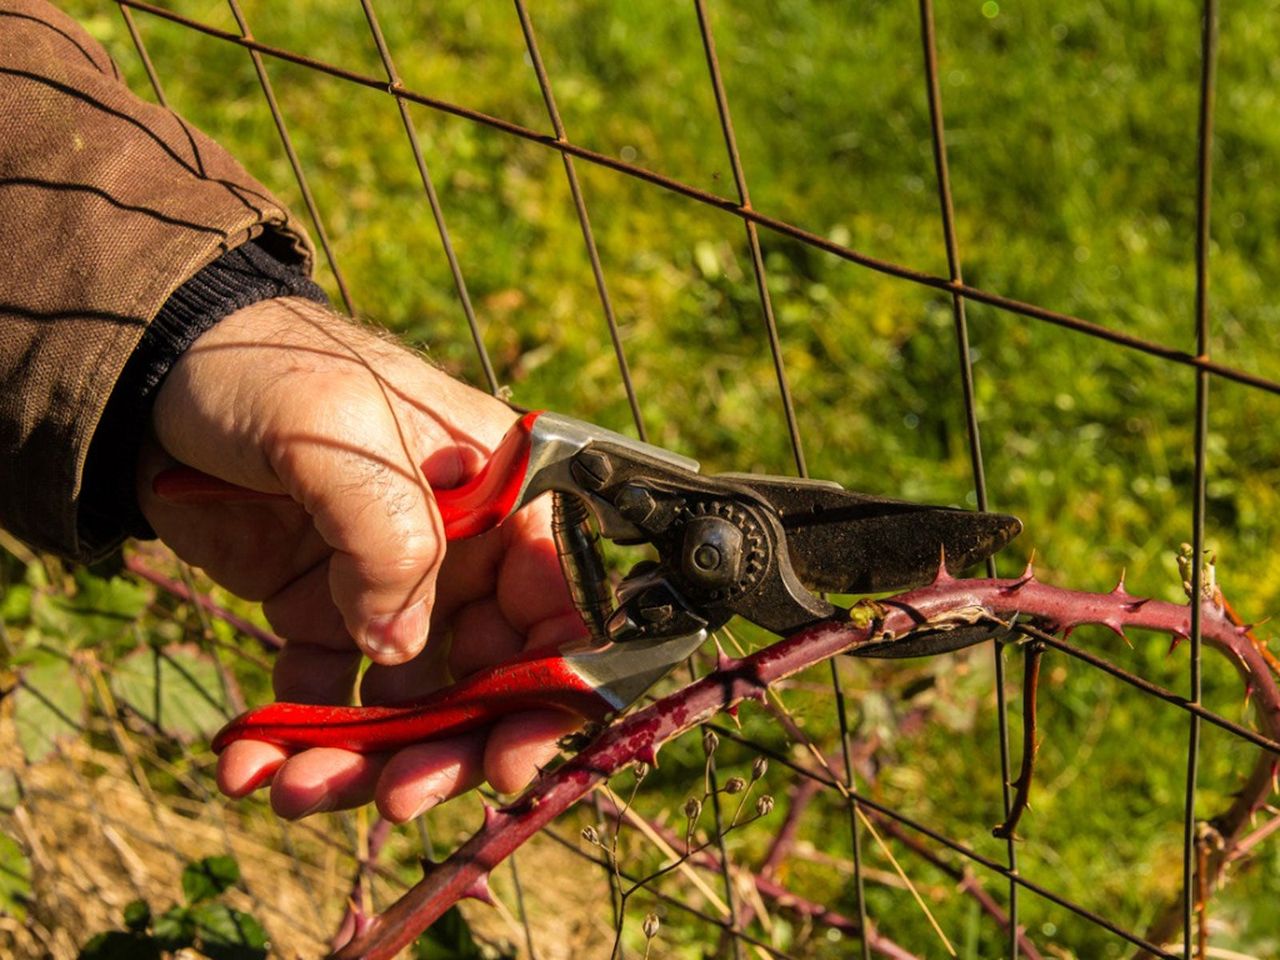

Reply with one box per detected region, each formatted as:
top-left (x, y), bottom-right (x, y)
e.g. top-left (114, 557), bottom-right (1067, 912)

top-left (276, 392), bottom-right (447, 665)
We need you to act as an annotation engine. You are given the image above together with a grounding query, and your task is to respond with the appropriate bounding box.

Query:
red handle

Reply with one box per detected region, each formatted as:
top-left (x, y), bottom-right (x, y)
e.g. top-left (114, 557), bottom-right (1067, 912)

top-left (212, 645), bottom-right (610, 755)
top-left (154, 411), bottom-right (543, 542)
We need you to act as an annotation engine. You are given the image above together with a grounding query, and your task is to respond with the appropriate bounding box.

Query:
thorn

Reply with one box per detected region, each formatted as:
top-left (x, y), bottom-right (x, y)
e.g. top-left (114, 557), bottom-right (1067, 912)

top-left (716, 650), bottom-right (740, 672)
top-left (482, 803), bottom-right (504, 830)
top-left (726, 703), bottom-right (740, 720)
top-left (1061, 624), bottom-right (1075, 641)
top-left (418, 856), bottom-right (437, 877)
top-left (462, 872), bottom-right (495, 905)
top-left (748, 685), bottom-right (768, 705)
top-left (1168, 633), bottom-right (1187, 655)
top-left (1103, 619), bottom-right (1131, 647)
top-left (636, 743), bottom-right (661, 768)
top-left (1244, 682), bottom-right (1254, 710)
top-left (1124, 597), bottom-right (1151, 612)
top-left (1111, 568), bottom-right (1128, 596)
top-left (932, 546), bottom-right (953, 584)
top-left (1021, 550), bottom-right (1038, 581)
top-left (1001, 573), bottom-right (1033, 594)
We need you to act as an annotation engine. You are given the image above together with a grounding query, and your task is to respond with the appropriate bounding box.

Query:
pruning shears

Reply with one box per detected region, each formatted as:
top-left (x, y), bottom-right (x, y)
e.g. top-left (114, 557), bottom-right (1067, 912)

top-left (154, 411), bottom-right (1021, 755)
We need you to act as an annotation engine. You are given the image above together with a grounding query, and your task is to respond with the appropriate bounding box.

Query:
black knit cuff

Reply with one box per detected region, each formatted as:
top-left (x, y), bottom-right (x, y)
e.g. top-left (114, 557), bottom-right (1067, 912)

top-left (79, 237), bottom-right (328, 553)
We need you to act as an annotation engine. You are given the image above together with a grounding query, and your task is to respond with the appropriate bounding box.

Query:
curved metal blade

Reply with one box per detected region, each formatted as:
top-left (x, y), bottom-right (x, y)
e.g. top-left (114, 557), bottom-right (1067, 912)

top-left (728, 475), bottom-right (1022, 595)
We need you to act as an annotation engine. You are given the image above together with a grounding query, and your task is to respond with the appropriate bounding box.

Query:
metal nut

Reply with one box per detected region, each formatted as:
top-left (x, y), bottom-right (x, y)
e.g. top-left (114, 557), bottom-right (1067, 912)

top-left (570, 449), bottom-right (613, 490)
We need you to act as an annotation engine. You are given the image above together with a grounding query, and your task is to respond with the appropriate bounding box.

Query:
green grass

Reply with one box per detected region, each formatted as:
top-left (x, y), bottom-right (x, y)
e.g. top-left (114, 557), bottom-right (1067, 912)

top-left (34, 0), bottom-right (1280, 956)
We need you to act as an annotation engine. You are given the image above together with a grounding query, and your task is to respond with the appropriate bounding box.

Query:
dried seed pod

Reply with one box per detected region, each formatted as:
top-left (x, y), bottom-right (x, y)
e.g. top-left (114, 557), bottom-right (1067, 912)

top-left (724, 776), bottom-right (746, 795)
top-left (684, 797), bottom-right (702, 821)
top-left (643, 913), bottom-right (660, 939)
top-left (752, 756), bottom-right (768, 781)
top-left (702, 729), bottom-right (719, 755)
top-left (581, 825), bottom-right (600, 845)
top-left (756, 795), bottom-right (775, 817)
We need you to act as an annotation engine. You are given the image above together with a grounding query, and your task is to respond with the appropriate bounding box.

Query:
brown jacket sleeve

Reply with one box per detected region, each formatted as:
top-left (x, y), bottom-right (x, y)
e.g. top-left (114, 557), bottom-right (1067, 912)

top-left (0, 0), bottom-right (315, 559)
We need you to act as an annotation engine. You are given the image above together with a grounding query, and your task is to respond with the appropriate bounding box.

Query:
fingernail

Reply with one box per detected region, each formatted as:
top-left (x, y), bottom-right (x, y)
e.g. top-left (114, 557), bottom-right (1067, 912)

top-left (366, 599), bottom-right (429, 663)
top-left (285, 796), bottom-right (331, 821)
top-left (409, 793), bottom-right (445, 820)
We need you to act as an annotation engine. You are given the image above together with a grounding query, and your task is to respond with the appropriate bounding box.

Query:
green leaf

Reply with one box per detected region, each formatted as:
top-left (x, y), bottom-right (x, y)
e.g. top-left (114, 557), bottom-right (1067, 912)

top-left (0, 583), bottom-right (31, 625)
top-left (122, 899), bottom-right (151, 932)
top-left (0, 829), bottom-right (31, 920)
top-left (0, 768), bottom-right (21, 811)
top-left (190, 902), bottom-right (268, 960)
top-left (152, 905), bottom-right (196, 951)
top-left (111, 645), bottom-right (229, 742)
top-left (413, 906), bottom-right (486, 960)
top-left (182, 855), bottom-right (240, 904)
top-left (78, 930), bottom-right (162, 960)
top-left (32, 571), bottom-right (149, 647)
top-left (13, 654), bottom-right (84, 762)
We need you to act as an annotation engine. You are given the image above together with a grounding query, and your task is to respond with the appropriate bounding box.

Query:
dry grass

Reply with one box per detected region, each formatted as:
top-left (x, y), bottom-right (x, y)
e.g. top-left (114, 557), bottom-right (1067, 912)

top-left (0, 711), bottom-right (618, 960)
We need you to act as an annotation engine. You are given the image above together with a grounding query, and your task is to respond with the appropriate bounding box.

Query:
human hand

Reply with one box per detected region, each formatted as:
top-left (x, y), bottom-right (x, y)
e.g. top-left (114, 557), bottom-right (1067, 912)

top-left (137, 296), bottom-right (586, 821)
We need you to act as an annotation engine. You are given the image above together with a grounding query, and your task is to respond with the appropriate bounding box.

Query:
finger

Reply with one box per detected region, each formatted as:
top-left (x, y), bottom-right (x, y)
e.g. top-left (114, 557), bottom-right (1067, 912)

top-left (261, 559), bottom-right (352, 649)
top-left (428, 527), bottom-right (505, 628)
top-left (360, 595), bottom-right (522, 705)
top-left (274, 390), bottom-right (448, 666)
top-left (374, 732), bottom-right (487, 823)
top-left (484, 710), bottom-right (581, 795)
top-left (359, 628), bottom-right (456, 705)
top-left (269, 747), bottom-right (388, 819)
top-left (272, 643), bottom-right (362, 705)
top-left (447, 598), bottom-right (525, 680)
top-left (137, 440), bottom-right (328, 602)
top-left (496, 503), bottom-right (579, 634)
top-left (217, 740), bottom-right (289, 798)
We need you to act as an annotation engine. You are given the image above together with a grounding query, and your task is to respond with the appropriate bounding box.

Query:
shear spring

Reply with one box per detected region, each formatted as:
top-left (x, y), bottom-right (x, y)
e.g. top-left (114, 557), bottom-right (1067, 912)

top-left (552, 491), bottom-right (612, 644)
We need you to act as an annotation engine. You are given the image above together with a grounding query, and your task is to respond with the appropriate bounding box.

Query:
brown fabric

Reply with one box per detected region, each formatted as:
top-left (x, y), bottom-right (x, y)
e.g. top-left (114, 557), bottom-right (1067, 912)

top-left (0, 0), bottom-right (315, 559)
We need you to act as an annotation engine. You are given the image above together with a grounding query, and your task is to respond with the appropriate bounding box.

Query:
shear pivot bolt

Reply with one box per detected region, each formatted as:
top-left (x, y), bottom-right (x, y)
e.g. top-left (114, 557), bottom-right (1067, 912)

top-left (682, 516), bottom-right (743, 590)
top-left (693, 544), bottom-right (721, 571)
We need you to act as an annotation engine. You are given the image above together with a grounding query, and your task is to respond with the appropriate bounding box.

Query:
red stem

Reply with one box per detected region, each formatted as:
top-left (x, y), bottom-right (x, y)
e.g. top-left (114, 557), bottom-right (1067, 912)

top-left (328, 569), bottom-right (1279, 960)
top-left (124, 553), bottom-right (283, 652)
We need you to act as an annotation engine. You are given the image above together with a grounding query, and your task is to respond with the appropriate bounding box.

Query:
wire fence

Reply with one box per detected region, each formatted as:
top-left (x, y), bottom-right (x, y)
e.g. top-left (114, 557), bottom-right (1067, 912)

top-left (20, 0), bottom-right (1277, 957)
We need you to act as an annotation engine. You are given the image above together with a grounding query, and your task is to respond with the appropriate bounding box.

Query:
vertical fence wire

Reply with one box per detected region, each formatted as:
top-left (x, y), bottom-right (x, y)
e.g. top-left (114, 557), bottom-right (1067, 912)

top-left (915, 4), bottom-right (1019, 955)
top-left (690, 4), bottom-right (880, 957)
top-left (691, 0), bottom-right (807, 479)
top-left (356, 0), bottom-right (499, 394)
top-left (511, 0), bottom-right (648, 440)
top-left (1184, 1), bottom-right (1219, 956)
top-left (221, 0), bottom-right (356, 316)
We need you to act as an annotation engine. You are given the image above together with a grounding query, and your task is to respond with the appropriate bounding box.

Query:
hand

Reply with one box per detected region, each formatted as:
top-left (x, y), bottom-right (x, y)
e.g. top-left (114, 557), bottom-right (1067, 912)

top-left (137, 296), bottom-right (587, 821)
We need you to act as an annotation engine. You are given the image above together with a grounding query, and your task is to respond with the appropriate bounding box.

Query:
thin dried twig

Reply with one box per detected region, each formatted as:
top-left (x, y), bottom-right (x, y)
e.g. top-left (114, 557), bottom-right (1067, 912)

top-left (993, 641), bottom-right (1046, 840)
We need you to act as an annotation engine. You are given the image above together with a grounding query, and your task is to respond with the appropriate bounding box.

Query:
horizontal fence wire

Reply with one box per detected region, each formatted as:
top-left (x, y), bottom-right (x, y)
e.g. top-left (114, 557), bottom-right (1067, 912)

top-left (108, 2), bottom-right (1272, 959)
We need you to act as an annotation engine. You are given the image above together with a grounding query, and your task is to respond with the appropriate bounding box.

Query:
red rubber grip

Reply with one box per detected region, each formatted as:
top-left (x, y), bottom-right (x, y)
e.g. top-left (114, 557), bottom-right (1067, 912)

top-left (153, 411), bottom-right (543, 542)
top-left (212, 646), bottom-right (610, 755)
